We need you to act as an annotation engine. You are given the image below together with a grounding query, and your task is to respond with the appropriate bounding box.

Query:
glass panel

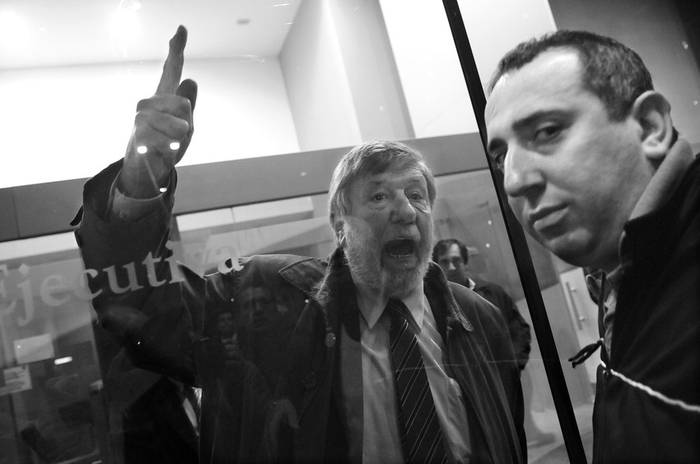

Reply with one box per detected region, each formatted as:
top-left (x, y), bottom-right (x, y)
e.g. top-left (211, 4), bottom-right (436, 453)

top-left (0, 234), bottom-right (106, 463)
top-left (435, 171), bottom-right (591, 462)
top-left (13, 0), bottom-right (688, 462)
top-left (173, 167), bottom-right (574, 463)
top-left (458, 0), bottom-right (700, 462)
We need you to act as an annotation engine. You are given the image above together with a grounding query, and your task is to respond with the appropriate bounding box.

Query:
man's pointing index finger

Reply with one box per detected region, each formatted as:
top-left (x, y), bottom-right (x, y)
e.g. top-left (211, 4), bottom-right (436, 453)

top-left (156, 25), bottom-right (187, 95)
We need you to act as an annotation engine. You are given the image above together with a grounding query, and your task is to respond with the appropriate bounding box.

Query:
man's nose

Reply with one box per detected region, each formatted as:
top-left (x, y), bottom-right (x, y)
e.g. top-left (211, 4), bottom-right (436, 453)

top-left (447, 262), bottom-right (457, 271)
top-left (503, 145), bottom-right (545, 199)
top-left (391, 192), bottom-right (417, 223)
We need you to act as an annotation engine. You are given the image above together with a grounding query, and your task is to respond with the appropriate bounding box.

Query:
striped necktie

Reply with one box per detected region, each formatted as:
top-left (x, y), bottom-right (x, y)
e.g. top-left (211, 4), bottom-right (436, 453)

top-left (387, 298), bottom-right (449, 464)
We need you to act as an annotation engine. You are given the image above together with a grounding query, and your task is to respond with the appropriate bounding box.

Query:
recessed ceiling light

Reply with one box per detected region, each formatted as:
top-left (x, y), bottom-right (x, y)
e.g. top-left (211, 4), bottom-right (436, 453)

top-left (237, 18), bottom-right (251, 25)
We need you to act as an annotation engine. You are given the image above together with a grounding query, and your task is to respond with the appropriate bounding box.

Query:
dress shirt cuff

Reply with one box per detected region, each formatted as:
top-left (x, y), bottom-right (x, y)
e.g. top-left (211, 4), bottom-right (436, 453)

top-left (108, 173), bottom-right (167, 222)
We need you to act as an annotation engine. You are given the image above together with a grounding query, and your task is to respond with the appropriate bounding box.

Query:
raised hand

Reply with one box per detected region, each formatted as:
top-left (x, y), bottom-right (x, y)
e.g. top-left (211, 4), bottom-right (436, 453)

top-left (120, 25), bottom-right (198, 198)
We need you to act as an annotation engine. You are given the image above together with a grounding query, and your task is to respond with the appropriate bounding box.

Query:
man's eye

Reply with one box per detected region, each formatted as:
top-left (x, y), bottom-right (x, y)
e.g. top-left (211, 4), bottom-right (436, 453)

top-left (371, 192), bottom-right (387, 202)
top-left (407, 191), bottom-right (425, 201)
top-left (533, 125), bottom-right (561, 143)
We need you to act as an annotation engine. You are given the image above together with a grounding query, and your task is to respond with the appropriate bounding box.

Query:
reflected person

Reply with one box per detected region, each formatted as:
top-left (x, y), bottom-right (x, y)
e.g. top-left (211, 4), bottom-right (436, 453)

top-left (74, 26), bottom-right (525, 463)
top-left (432, 239), bottom-right (531, 370)
top-left (485, 30), bottom-right (699, 462)
top-left (433, 239), bottom-right (554, 446)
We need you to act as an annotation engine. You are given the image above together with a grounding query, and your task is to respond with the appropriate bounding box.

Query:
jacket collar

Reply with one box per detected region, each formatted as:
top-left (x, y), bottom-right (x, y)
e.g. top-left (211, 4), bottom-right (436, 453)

top-left (278, 255), bottom-right (327, 297)
top-left (586, 142), bottom-right (697, 286)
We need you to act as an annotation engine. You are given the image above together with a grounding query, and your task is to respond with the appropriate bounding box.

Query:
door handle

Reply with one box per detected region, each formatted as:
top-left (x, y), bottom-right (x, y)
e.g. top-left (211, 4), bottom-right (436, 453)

top-left (565, 282), bottom-right (585, 330)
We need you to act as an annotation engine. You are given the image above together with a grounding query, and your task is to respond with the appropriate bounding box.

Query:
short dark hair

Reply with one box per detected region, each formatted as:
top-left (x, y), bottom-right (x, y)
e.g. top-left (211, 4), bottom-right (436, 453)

top-left (432, 238), bottom-right (469, 265)
top-left (488, 30), bottom-right (653, 121)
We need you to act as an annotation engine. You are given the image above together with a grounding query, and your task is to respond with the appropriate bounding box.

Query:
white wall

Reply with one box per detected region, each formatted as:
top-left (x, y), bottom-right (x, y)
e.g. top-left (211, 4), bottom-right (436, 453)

top-left (328, 0), bottom-right (414, 141)
top-left (549, 0), bottom-right (700, 146)
top-left (378, 0), bottom-right (556, 137)
top-left (379, 0), bottom-right (477, 137)
top-left (458, 0), bottom-right (557, 88)
top-left (0, 57), bottom-right (299, 188)
top-left (280, 0), bottom-right (362, 151)
top-left (1, 0), bottom-right (562, 188)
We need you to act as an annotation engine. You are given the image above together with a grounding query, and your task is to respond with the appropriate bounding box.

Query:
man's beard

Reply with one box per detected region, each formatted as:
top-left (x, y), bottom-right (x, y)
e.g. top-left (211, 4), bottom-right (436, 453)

top-left (343, 226), bottom-right (431, 298)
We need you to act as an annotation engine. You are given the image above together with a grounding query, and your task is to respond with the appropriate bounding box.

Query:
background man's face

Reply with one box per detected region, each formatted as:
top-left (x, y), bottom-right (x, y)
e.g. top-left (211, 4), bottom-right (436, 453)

top-left (436, 243), bottom-right (469, 285)
top-left (342, 164), bottom-right (433, 297)
top-left (216, 312), bottom-right (235, 337)
top-left (485, 48), bottom-right (652, 270)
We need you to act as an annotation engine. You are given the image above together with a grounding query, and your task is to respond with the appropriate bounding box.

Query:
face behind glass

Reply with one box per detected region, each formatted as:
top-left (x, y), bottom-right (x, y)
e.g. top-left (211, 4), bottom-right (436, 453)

top-left (485, 48), bottom-right (652, 271)
top-left (436, 243), bottom-right (468, 285)
top-left (341, 164), bottom-right (433, 298)
top-left (216, 312), bottom-right (235, 337)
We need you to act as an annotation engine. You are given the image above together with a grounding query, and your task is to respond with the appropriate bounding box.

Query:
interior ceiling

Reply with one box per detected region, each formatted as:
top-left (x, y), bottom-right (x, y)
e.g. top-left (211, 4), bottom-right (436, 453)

top-left (0, 0), bottom-right (302, 70)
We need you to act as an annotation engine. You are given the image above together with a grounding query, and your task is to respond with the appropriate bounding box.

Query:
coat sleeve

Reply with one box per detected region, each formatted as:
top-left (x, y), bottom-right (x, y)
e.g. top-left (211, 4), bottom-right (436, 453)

top-left (74, 162), bottom-right (308, 462)
top-left (476, 283), bottom-right (532, 370)
top-left (451, 284), bottom-right (527, 461)
top-left (479, 300), bottom-right (527, 459)
top-left (74, 160), bottom-right (204, 384)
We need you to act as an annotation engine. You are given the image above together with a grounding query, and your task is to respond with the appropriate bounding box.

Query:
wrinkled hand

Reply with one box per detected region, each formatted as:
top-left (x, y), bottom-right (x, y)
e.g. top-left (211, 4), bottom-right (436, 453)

top-left (262, 398), bottom-right (299, 459)
top-left (120, 25), bottom-right (198, 198)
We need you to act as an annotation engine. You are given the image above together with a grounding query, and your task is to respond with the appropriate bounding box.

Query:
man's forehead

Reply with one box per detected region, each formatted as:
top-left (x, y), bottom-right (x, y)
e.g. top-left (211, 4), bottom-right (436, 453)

top-left (446, 243), bottom-right (461, 255)
top-left (354, 166), bottom-right (426, 188)
top-left (238, 286), bottom-right (270, 302)
top-left (486, 48), bottom-right (584, 123)
top-left (438, 244), bottom-right (462, 260)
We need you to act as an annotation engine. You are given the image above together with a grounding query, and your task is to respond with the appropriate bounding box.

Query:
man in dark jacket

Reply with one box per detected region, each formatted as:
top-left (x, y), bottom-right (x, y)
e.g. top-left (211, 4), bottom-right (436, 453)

top-left (432, 239), bottom-right (530, 369)
top-left (485, 30), bottom-right (699, 462)
top-left (433, 239), bottom-right (554, 446)
top-left (75, 26), bottom-right (525, 463)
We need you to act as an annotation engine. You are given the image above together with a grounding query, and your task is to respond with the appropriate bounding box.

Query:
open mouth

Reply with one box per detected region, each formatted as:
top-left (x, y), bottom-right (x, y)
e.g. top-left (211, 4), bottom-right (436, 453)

top-left (383, 238), bottom-right (416, 258)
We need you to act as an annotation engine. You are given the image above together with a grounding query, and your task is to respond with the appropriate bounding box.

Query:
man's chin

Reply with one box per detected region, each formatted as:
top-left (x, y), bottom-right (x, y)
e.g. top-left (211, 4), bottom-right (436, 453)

top-left (541, 233), bottom-right (598, 268)
top-left (381, 256), bottom-right (429, 296)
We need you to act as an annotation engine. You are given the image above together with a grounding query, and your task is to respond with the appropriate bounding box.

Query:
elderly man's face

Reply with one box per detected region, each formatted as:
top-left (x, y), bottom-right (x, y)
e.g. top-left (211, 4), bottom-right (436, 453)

top-left (341, 164), bottom-right (433, 297)
top-left (485, 48), bottom-right (652, 271)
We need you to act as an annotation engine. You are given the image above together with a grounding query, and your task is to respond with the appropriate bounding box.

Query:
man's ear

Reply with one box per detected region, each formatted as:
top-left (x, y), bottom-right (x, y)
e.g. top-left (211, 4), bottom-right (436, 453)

top-left (630, 90), bottom-right (673, 161)
top-left (332, 218), bottom-right (346, 247)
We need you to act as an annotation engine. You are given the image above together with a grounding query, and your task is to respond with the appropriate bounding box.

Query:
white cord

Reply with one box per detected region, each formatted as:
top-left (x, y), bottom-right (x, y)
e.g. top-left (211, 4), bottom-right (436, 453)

top-left (600, 361), bottom-right (700, 414)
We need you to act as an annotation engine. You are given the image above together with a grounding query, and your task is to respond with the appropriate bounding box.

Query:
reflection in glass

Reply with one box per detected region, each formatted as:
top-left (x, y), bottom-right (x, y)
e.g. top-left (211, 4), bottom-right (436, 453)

top-left (6, 0), bottom-right (696, 463)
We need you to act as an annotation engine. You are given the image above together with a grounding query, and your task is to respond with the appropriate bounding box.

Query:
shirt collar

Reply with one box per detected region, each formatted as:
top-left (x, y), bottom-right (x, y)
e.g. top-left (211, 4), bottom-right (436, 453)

top-left (358, 281), bottom-right (426, 330)
top-left (588, 139), bottom-right (694, 280)
top-left (604, 138), bottom-right (693, 274)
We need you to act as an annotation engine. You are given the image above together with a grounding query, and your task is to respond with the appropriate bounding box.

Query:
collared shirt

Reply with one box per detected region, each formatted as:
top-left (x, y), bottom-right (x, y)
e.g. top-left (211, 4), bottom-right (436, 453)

top-left (585, 269), bottom-right (620, 357)
top-left (465, 277), bottom-right (477, 291)
top-left (342, 283), bottom-right (470, 464)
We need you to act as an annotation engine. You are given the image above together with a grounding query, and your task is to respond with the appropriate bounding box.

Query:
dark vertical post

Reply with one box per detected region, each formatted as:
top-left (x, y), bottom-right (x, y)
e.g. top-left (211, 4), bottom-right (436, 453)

top-left (440, 1), bottom-right (588, 462)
